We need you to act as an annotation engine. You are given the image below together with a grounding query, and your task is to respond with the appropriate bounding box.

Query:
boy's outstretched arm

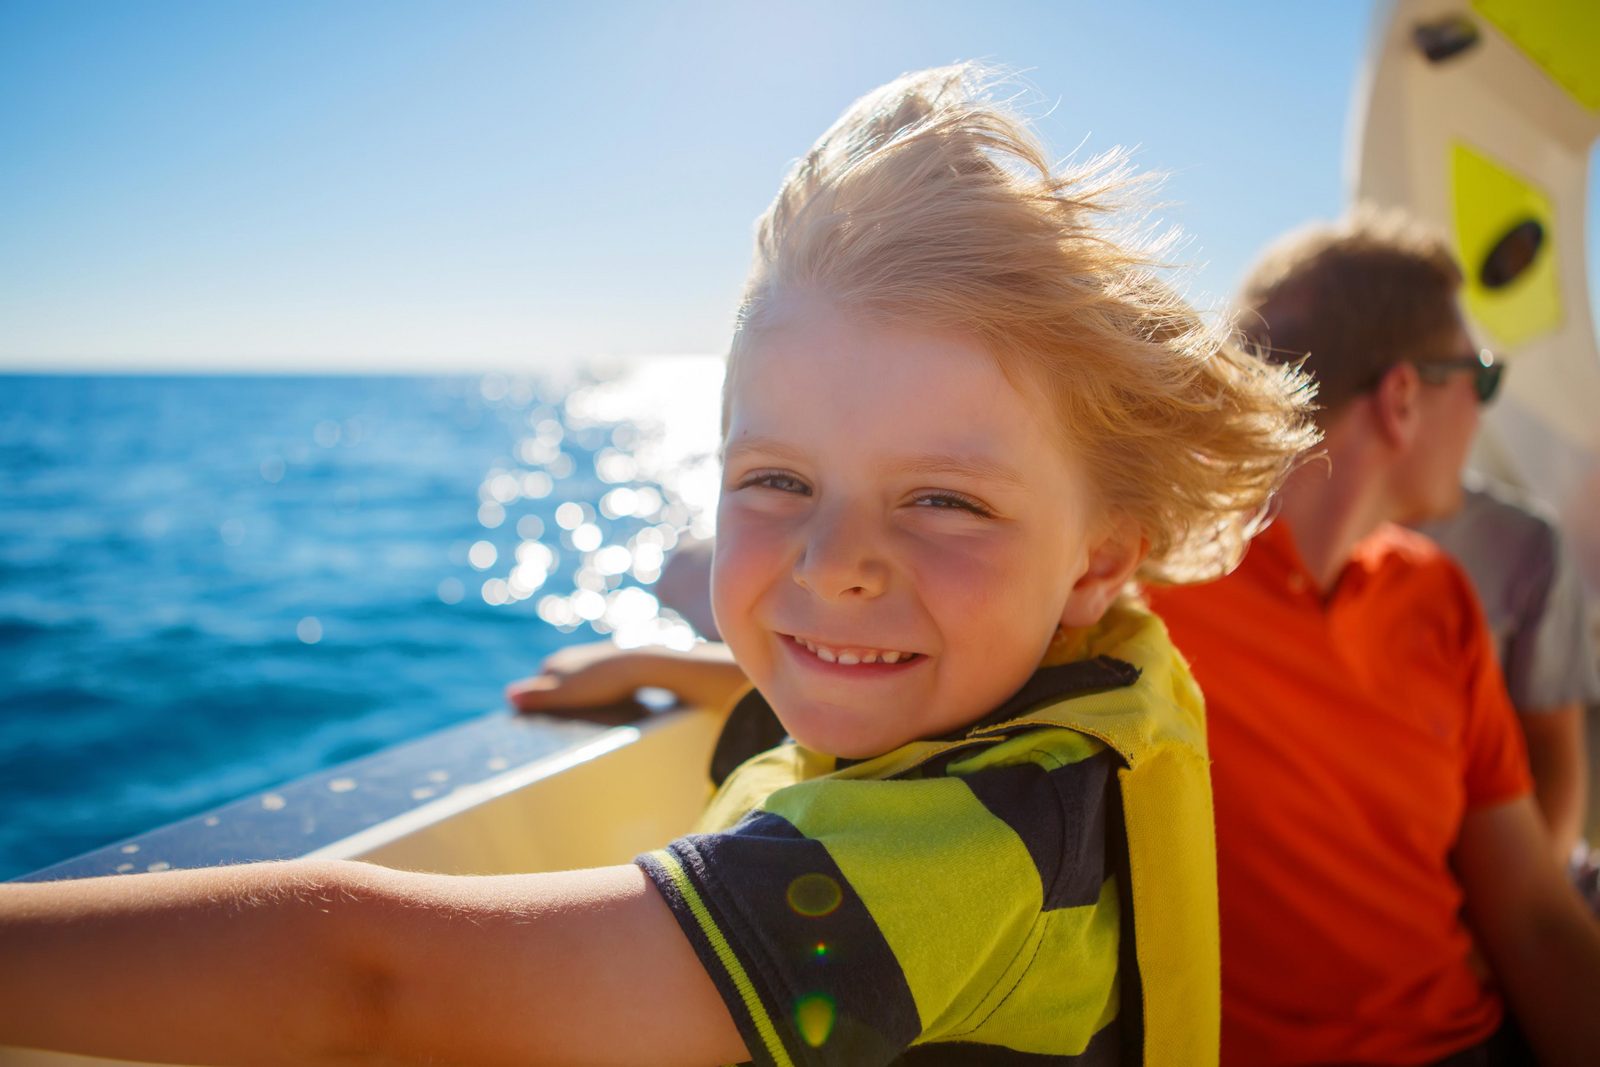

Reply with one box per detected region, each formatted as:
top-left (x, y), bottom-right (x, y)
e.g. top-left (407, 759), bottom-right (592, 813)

top-left (0, 859), bottom-right (748, 1067)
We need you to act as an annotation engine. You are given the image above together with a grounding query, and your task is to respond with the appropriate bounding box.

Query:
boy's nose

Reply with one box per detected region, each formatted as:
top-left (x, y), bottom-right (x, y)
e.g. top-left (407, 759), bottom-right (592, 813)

top-left (791, 508), bottom-right (889, 601)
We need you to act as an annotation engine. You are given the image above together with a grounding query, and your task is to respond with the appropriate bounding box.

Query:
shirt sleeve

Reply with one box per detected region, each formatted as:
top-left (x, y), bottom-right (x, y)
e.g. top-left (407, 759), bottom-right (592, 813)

top-left (1512, 527), bottom-right (1600, 711)
top-left (635, 753), bottom-right (1113, 1066)
top-left (1455, 565), bottom-right (1536, 809)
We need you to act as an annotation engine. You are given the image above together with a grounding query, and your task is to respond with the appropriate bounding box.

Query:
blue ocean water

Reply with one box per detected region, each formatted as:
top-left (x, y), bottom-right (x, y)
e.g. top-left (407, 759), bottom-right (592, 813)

top-left (0, 368), bottom-right (722, 880)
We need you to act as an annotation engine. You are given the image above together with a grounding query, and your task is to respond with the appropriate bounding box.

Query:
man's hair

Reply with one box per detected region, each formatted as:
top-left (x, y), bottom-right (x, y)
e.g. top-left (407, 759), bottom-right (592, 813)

top-left (1235, 207), bottom-right (1465, 421)
top-left (726, 65), bottom-right (1317, 584)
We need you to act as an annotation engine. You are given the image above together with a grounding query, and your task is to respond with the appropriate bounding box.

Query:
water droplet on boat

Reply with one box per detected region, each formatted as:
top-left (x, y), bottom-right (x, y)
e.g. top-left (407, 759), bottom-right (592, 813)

top-left (261, 793), bottom-right (287, 811)
top-left (427, 770), bottom-right (450, 783)
top-left (328, 778), bottom-right (357, 793)
top-left (203, 816), bottom-right (220, 827)
top-left (146, 861), bottom-right (171, 873)
top-left (121, 843), bottom-right (141, 854)
top-left (485, 757), bottom-right (509, 772)
top-left (115, 863), bottom-right (134, 873)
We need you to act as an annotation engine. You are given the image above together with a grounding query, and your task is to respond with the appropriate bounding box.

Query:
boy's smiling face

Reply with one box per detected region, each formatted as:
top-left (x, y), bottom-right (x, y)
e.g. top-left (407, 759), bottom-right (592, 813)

top-left (713, 296), bottom-right (1130, 758)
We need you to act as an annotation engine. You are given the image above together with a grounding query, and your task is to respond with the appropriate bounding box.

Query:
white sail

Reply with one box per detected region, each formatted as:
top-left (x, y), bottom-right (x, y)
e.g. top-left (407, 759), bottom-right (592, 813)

top-left (1351, 0), bottom-right (1600, 590)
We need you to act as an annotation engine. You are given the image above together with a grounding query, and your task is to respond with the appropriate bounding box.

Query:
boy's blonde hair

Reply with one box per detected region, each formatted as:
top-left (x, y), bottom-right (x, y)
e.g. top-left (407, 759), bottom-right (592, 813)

top-left (728, 65), bottom-right (1318, 584)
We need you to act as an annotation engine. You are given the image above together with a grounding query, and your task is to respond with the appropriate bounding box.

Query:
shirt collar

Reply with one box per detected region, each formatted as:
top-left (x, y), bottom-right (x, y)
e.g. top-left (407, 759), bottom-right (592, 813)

top-left (1243, 516), bottom-right (1389, 605)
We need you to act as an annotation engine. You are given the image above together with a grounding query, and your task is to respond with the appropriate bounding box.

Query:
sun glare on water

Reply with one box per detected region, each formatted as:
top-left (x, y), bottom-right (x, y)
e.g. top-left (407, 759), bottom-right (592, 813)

top-left (466, 355), bottom-right (725, 650)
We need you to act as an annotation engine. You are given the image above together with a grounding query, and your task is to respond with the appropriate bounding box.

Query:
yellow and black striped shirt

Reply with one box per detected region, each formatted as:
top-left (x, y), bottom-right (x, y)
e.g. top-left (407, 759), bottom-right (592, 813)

top-left (637, 624), bottom-right (1159, 1066)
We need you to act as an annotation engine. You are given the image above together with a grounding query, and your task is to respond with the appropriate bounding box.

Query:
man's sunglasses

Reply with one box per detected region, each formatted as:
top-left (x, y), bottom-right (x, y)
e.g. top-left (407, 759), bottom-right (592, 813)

top-left (1405, 347), bottom-right (1503, 404)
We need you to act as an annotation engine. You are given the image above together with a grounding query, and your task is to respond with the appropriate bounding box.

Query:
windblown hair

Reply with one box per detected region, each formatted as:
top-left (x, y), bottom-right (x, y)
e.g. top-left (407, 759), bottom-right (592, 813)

top-left (727, 65), bottom-right (1318, 584)
top-left (1236, 206), bottom-right (1464, 423)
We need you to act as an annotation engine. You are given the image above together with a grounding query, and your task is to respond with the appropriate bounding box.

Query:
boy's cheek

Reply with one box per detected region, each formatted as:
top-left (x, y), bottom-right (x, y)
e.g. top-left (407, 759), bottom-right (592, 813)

top-left (908, 547), bottom-right (1067, 660)
top-left (708, 528), bottom-right (781, 631)
top-left (902, 542), bottom-right (1022, 613)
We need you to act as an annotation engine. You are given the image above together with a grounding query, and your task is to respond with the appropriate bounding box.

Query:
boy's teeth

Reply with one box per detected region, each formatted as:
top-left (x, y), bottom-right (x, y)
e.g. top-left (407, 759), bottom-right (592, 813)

top-left (794, 636), bottom-right (912, 666)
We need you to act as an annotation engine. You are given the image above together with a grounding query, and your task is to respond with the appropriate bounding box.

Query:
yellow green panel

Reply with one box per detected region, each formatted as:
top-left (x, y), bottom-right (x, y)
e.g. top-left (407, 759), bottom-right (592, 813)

top-left (1473, 0), bottom-right (1600, 113)
top-left (1451, 141), bottom-right (1562, 348)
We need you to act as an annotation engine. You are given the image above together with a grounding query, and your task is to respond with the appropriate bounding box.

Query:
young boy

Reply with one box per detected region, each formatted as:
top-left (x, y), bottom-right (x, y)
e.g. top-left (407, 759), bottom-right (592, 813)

top-left (0, 66), bottom-right (1314, 1066)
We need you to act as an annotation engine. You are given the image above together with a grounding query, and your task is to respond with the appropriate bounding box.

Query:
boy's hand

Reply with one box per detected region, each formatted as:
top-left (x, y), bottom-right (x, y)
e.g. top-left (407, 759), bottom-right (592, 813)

top-left (507, 640), bottom-right (750, 716)
top-left (505, 640), bottom-right (646, 712)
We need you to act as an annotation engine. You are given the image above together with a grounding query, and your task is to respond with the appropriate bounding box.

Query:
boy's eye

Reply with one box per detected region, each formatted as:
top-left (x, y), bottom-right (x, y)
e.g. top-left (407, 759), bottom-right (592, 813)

top-left (739, 471), bottom-right (811, 495)
top-left (912, 491), bottom-right (993, 517)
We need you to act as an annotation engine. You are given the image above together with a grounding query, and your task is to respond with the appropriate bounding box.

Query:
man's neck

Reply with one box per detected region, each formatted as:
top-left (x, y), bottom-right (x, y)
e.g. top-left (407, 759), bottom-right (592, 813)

top-left (1274, 427), bottom-right (1395, 593)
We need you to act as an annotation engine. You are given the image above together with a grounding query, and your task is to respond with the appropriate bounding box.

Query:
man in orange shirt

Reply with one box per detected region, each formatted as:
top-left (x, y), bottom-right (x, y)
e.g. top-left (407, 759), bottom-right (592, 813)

top-left (1148, 211), bottom-right (1600, 1066)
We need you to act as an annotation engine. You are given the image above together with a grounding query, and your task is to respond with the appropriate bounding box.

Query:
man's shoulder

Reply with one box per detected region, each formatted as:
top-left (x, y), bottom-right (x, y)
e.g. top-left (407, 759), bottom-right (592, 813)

top-left (1354, 524), bottom-right (1492, 656)
top-left (1459, 473), bottom-right (1559, 532)
top-left (1354, 523), bottom-right (1478, 593)
top-left (1418, 479), bottom-right (1559, 568)
top-left (1356, 520), bottom-right (1449, 564)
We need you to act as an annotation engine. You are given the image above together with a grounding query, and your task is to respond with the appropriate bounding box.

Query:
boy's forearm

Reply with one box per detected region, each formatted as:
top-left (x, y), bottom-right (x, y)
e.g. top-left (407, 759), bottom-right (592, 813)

top-left (639, 643), bottom-right (749, 711)
top-left (0, 860), bottom-right (387, 1066)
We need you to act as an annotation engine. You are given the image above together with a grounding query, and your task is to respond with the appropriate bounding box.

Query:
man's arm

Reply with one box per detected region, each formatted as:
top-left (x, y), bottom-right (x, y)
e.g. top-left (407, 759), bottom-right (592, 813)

top-left (1455, 796), bottom-right (1600, 1067)
top-left (0, 860), bottom-right (747, 1067)
top-left (1518, 704), bottom-right (1588, 863)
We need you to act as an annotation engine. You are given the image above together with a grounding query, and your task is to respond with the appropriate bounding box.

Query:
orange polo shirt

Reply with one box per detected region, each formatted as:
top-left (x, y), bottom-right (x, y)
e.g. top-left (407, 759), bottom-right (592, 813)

top-left (1147, 520), bottom-right (1532, 1067)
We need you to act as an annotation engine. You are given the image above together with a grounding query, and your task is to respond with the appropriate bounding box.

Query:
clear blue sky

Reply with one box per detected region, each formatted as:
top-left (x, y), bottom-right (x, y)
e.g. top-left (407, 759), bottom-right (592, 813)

top-left (0, 1), bottom-right (1589, 372)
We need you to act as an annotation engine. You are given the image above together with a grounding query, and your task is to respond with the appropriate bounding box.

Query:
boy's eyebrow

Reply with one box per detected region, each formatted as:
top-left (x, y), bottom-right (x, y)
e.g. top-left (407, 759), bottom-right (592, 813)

top-left (722, 437), bottom-right (810, 466)
top-left (725, 436), bottom-right (1028, 488)
top-left (892, 455), bottom-right (1029, 489)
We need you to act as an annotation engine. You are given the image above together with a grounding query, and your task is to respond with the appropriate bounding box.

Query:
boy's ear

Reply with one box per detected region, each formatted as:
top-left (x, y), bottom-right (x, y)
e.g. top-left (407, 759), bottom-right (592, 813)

top-left (1060, 516), bottom-right (1148, 629)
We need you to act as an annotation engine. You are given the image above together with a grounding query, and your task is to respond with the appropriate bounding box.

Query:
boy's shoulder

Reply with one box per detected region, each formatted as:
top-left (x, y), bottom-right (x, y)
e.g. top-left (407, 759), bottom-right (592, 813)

top-left (661, 603), bottom-right (1217, 1066)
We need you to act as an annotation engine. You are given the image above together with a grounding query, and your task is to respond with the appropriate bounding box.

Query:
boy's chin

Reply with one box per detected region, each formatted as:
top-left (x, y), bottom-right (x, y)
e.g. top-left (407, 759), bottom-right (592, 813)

top-left (774, 703), bottom-right (910, 762)
top-left (768, 703), bottom-right (953, 764)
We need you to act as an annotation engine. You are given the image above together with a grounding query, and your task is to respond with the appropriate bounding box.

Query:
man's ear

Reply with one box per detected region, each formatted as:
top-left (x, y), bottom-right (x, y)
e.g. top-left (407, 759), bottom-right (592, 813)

top-left (1060, 516), bottom-right (1148, 629)
top-left (1371, 362), bottom-right (1422, 450)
